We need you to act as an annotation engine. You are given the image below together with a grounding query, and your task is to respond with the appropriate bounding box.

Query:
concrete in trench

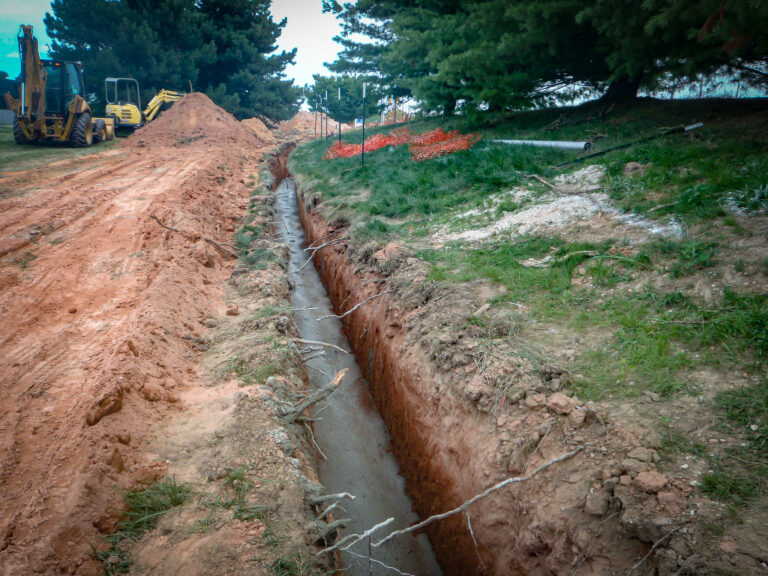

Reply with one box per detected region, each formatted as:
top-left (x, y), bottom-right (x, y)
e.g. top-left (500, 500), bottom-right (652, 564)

top-left (274, 178), bottom-right (442, 576)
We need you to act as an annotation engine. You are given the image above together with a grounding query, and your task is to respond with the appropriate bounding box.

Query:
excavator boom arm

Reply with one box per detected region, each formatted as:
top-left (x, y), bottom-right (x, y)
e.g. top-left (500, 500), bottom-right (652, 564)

top-left (13, 25), bottom-right (46, 122)
top-left (143, 89), bottom-right (184, 122)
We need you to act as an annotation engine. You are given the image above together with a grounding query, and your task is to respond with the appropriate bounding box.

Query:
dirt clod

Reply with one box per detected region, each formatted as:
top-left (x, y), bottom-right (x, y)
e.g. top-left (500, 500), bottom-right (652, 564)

top-left (635, 470), bottom-right (668, 493)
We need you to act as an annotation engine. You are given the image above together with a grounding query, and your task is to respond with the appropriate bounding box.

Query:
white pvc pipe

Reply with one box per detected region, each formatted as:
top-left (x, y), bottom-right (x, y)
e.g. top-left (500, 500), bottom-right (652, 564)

top-left (492, 139), bottom-right (592, 151)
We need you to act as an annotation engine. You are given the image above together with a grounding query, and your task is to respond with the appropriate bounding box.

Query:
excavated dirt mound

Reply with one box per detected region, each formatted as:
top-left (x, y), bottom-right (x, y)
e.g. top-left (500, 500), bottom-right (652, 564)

top-left (241, 116), bottom-right (276, 144)
top-left (0, 93), bottom-right (267, 575)
top-left (277, 111), bottom-right (315, 137)
top-left (125, 92), bottom-right (260, 150)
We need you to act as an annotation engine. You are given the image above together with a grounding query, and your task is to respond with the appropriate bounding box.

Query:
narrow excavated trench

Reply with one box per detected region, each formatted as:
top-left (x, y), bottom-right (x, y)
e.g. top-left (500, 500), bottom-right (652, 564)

top-left (274, 174), bottom-right (442, 575)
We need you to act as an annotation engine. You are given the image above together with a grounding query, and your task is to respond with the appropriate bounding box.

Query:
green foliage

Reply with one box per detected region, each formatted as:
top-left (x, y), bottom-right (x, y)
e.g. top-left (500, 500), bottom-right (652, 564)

top-left (305, 74), bottom-right (386, 123)
top-left (44, 0), bottom-right (300, 119)
top-left (324, 0), bottom-right (767, 113)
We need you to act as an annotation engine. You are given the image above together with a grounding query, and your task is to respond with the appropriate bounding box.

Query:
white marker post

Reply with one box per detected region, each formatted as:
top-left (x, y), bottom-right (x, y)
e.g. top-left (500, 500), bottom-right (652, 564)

top-left (361, 83), bottom-right (366, 167)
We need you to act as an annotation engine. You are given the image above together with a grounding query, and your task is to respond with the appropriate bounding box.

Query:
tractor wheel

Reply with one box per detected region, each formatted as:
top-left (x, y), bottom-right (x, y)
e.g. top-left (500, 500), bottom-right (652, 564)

top-left (71, 113), bottom-right (93, 148)
top-left (12, 118), bottom-right (31, 144)
top-left (92, 119), bottom-right (106, 144)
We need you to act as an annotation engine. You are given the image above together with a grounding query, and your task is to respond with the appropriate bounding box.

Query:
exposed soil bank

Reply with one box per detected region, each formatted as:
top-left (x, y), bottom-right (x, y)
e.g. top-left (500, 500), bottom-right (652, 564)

top-left (292, 184), bottom-right (517, 574)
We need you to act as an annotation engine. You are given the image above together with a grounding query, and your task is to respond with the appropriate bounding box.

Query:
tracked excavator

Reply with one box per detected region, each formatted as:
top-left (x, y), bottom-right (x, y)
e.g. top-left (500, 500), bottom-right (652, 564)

top-left (4, 25), bottom-right (114, 147)
top-left (105, 78), bottom-right (183, 131)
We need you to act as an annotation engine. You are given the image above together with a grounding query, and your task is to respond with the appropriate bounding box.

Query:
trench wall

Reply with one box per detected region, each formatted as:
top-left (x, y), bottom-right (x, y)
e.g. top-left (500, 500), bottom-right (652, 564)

top-left (292, 181), bottom-right (528, 575)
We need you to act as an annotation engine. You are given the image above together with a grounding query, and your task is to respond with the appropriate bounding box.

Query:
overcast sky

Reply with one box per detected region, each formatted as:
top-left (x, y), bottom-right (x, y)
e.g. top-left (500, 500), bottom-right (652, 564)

top-left (0, 0), bottom-right (341, 86)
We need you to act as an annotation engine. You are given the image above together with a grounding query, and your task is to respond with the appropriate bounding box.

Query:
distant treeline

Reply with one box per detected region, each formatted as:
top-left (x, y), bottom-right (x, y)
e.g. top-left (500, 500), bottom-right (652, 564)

top-left (41, 0), bottom-right (301, 121)
top-left (309, 0), bottom-right (767, 118)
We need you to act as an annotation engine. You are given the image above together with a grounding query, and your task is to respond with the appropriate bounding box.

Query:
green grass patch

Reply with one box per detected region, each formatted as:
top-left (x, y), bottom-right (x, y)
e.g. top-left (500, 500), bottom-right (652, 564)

top-left (235, 224), bottom-right (264, 251)
top-left (702, 381), bottom-right (767, 505)
top-left (641, 238), bottom-right (718, 277)
top-left (243, 246), bottom-right (277, 269)
top-left (95, 476), bottom-right (189, 575)
top-left (0, 125), bottom-right (117, 176)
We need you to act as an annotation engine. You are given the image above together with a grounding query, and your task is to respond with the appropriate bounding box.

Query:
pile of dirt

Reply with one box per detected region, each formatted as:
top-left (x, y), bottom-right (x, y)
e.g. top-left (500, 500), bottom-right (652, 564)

top-left (277, 111), bottom-right (315, 136)
top-left (124, 92), bottom-right (260, 150)
top-left (0, 93), bottom-right (270, 574)
top-left (241, 116), bottom-right (276, 143)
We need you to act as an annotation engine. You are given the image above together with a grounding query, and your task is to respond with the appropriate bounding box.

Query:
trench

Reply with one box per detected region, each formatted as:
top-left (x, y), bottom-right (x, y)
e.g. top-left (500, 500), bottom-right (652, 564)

top-left (274, 177), bottom-right (442, 576)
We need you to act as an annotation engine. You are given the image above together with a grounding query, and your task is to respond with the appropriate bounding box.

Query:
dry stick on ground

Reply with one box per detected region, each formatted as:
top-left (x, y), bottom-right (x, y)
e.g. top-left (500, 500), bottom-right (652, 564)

top-left (344, 548), bottom-right (416, 576)
top-left (305, 227), bottom-right (343, 251)
top-left (282, 368), bottom-right (348, 423)
top-left (372, 447), bottom-right (583, 548)
top-left (318, 289), bottom-right (394, 321)
top-left (316, 517), bottom-right (395, 557)
top-left (519, 173), bottom-right (603, 211)
top-left (149, 214), bottom-right (239, 259)
top-left (303, 421), bottom-right (327, 460)
top-left (516, 422), bottom-right (553, 534)
top-left (309, 492), bottom-right (356, 507)
top-left (625, 525), bottom-right (684, 576)
top-left (296, 237), bottom-right (345, 272)
top-left (465, 511), bottom-right (486, 570)
top-left (568, 511), bottom-right (620, 576)
top-left (292, 338), bottom-right (350, 354)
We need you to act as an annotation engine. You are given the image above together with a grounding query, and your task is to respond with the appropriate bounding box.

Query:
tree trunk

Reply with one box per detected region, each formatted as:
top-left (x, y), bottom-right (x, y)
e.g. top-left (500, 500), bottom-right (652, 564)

top-left (601, 77), bottom-right (641, 101)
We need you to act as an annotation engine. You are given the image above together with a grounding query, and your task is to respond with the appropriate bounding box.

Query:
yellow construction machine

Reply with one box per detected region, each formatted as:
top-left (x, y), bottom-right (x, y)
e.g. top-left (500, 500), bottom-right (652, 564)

top-left (105, 78), bottom-right (183, 131)
top-left (4, 25), bottom-right (114, 146)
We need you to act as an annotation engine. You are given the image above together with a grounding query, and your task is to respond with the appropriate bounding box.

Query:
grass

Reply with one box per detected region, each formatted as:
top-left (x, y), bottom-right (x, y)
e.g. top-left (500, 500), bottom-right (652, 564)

top-left (0, 124), bottom-right (118, 175)
top-left (697, 381), bottom-right (768, 505)
top-left (94, 476), bottom-right (189, 575)
top-left (223, 355), bottom-right (278, 386)
top-left (271, 552), bottom-right (314, 576)
top-left (290, 99), bottom-right (768, 512)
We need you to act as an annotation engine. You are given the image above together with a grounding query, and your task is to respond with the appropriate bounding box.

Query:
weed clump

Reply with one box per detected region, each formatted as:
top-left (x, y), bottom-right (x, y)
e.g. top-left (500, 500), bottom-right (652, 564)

top-left (95, 476), bottom-right (189, 574)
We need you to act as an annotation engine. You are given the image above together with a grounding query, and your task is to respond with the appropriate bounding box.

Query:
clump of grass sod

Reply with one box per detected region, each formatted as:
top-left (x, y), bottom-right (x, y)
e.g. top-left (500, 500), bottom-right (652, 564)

top-left (94, 476), bottom-right (189, 574)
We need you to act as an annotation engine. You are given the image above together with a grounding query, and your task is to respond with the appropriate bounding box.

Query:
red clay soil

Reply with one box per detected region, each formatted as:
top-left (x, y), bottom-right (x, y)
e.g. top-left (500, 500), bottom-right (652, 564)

top-left (0, 93), bottom-right (266, 575)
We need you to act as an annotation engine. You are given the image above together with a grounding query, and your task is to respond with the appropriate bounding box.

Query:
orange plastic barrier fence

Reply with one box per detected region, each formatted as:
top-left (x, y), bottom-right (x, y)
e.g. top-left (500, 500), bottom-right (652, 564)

top-left (324, 127), bottom-right (481, 162)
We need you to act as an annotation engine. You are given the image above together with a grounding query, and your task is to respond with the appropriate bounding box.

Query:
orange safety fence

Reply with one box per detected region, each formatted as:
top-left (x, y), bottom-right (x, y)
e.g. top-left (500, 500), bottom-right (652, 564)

top-left (324, 127), bottom-right (481, 162)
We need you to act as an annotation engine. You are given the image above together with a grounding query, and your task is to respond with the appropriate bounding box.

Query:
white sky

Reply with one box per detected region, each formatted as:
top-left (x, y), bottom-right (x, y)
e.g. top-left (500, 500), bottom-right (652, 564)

top-left (0, 0), bottom-right (341, 86)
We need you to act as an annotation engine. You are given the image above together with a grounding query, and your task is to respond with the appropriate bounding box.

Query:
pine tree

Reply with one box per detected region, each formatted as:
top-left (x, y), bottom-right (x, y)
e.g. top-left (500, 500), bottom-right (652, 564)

top-left (44, 0), bottom-right (301, 120)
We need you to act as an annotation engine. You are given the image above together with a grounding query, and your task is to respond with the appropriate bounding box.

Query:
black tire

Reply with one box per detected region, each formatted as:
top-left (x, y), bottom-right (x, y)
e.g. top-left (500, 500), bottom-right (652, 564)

top-left (12, 118), bottom-right (31, 144)
top-left (92, 119), bottom-right (106, 144)
top-left (71, 113), bottom-right (93, 148)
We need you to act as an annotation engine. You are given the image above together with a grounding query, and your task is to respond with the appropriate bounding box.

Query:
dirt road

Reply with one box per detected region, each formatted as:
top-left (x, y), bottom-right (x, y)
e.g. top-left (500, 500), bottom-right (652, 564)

top-left (0, 94), bottom-right (266, 574)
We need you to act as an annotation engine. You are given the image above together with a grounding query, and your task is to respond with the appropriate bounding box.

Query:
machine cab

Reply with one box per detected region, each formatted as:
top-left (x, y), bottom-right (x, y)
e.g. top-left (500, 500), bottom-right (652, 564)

top-left (105, 77), bottom-right (143, 127)
top-left (41, 59), bottom-right (85, 117)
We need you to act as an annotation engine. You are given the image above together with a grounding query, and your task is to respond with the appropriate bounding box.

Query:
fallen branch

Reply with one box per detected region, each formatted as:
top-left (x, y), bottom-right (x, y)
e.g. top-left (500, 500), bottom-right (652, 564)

top-left (292, 338), bottom-right (350, 354)
top-left (373, 447), bottom-right (583, 548)
top-left (523, 173), bottom-right (557, 190)
top-left (308, 492), bottom-right (356, 506)
top-left (315, 518), bottom-right (350, 542)
top-left (282, 368), bottom-right (348, 423)
top-left (568, 511), bottom-right (620, 575)
top-left (345, 549), bottom-right (416, 576)
top-left (149, 214), bottom-right (238, 258)
top-left (296, 237), bottom-right (345, 272)
top-left (316, 517), bottom-right (395, 557)
top-left (625, 525), bottom-right (683, 576)
top-left (318, 289), bottom-right (394, 321)
top-left (303, 422), bottom-right (327, 460)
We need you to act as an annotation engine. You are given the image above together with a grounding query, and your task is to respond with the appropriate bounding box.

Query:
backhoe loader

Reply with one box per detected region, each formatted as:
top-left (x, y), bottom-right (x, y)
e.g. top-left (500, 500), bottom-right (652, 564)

top-left (3, 25), bottom-right (114, 147)
top-left (105, 78), bottom-right (183, 131)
